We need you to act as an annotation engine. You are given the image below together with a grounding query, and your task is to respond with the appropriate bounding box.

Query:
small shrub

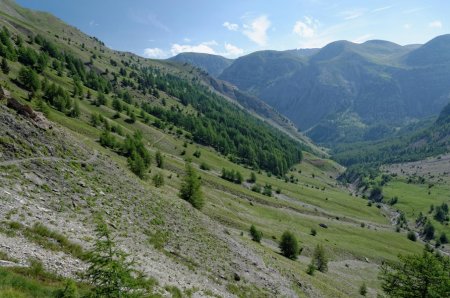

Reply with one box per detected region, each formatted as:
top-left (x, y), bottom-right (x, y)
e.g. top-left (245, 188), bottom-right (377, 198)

top-left (152, 172), bottom-right (165, 187)
top-left (359, 282), bottom-right (367, 296)
top-left (279, 231), bottom-right (299, 260)
top-left (306, 263), bottom-right (315, 275)
top-left (249, 225), bottom-right (262, 243)
top-left (407, 231), bottom-right (417, 242)
top-left (251, 184), bottom-right (261, 193)
top-left (199, 162), bottom-right (210, 171)
top-left (310, 228), bottom-right (317, 236)
top-left (193, 150), bottom-right (201, 158)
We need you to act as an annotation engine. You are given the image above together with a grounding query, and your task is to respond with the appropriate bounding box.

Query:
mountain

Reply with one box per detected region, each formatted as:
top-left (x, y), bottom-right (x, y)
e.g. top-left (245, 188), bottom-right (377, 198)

top-left (218, 37), bottom-right (450, 145)
top-left (168, 52), bottom-right (233, 77)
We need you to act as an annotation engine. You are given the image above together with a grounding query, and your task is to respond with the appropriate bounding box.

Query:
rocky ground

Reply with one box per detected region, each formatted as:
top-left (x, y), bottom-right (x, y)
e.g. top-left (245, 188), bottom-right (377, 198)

top-left (0, 104), bottom-right (296, 296)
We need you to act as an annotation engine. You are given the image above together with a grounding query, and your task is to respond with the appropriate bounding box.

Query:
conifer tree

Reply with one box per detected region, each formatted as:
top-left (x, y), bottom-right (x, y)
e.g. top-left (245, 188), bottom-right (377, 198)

top-left (179, 162), bottom-right (203, 209)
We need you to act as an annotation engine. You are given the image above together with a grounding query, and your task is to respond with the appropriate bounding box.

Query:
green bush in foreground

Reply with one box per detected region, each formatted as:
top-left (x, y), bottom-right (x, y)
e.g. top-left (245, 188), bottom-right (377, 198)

top-left (380, 248), bottom-right (450, 297)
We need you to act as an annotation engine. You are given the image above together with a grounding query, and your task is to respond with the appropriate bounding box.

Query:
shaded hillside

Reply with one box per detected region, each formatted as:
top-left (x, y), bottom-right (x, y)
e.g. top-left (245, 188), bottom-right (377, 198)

top-left (218, 37), bottom-right (450, 145)
top-left (333, 102), bottom-right (450, 167)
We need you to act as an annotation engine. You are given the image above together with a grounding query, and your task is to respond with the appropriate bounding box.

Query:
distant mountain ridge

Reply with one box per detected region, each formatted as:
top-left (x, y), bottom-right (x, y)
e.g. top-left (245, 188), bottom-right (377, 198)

top-left (171, 35), bottom-right (450, 145)
top-left (168, 52), bottom-right (233, 77)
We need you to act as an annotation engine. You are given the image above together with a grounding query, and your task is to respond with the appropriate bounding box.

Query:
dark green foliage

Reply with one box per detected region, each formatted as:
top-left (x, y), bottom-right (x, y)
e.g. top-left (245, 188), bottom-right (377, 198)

top-left (440, 232), bottom-right (448, 244)
top-left (221, 168), bottom-right (243, 184)
top-left (249, 225), bottom-right (262, 243)
top-left (193, 149), bottom-right (201, 158)
top-left (306, 263), bottom-right (315, 275)
top-left (179, 162), bottom-right (203, 209)
top-left (199, 162), bottom-right (210, 171)
top-left (434, 203), bottom-right (449, 223)
top-left (379, 249), bottom-right (450, 297)
top-left (155, 150), bottom-right (164, 168)
top-left (69, 99), bottom-right (80, 118)
top-left (279, 231), bottom-right (299, 260)
top-left (96, 92), bottom-right (107, 106)
top-left (18, 66), bottom-right (40, 92)
top-left (152, 172), bottom-right (165, 187)
top-left (310, 228), bottom-right (317, 236)
top-left (248, 172), bottom-right (257, 183)
top-left (85, 216), bottom-right (139, 297)
top-left (72, 78), bottom-right (83, 98)
top-left (1, 57), bottom-right (9, 74)
top-left (36, 98), bottom-right (50, 116)
top-left (99, 130), bottom-right (116, 148)
top-left (423, 221), bottom-right (435, 241)
top-left (139, 70), bottom-right (303, 176)
top-left (407, 231), bottom-right (417, 242)
top-left (369, 186), bottom-right (383, 202)
top-left (43, 82), bottom-right (72, 113)
top-left (90, 113), bottom-right (101, 127)
top-left (251, 184), bottom-right (261, 193)
top-left (311, 244), bottom-right (328, 272)
top-left (359, 283), bottom-right (367, 296)
top-left (118, 131), bottom-right (151, 178)
top-left (18, 46), bottom-right (39, 68)
top-left (388, 196), bottom-right (398, 206)
top-left (112, 98), bottom-right (123, 112)
top-left (262, 184), bottom-right (272, 197)
top-left (54, 279), bottom-right (79, 298)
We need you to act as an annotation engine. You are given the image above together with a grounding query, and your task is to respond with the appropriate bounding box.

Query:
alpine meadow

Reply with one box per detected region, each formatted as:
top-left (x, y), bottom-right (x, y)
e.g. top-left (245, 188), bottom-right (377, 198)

top-left (0, 0), bottom-right (449, 297)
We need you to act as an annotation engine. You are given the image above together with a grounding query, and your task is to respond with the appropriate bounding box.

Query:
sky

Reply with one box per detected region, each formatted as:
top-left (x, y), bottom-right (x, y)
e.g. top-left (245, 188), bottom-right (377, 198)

top-left (16, 0), bottom-right (449, 59)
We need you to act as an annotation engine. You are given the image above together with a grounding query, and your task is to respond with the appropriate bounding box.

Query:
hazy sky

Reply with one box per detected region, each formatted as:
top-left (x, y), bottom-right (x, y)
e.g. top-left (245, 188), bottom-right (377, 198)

top-left (16, 0), bottom-right (448, 59)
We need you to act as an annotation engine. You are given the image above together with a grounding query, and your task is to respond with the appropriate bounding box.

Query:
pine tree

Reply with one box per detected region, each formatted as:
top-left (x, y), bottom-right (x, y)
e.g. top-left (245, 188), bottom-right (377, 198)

top-left (70, 99), bottom-right (80, 117)
top-left (155, 150), bottom-right (164, 168)
top-left (1, 57), bottom-right (10, 74)
top-left (279, 231), bottom-right (299, 260)
top-left (311, 244), bottom-right (328, 272)
top-left (179, 162), bottom-right (203, 209)
top-left (85, 215), bottom-right (137, 297)
top-left (380, 249), bottom-right (450, 297)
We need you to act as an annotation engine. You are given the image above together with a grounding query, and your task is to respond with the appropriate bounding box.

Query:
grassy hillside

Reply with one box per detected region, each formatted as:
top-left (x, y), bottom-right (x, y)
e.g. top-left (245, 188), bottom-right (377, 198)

top-left (0, 1), bottom-right (434, 297)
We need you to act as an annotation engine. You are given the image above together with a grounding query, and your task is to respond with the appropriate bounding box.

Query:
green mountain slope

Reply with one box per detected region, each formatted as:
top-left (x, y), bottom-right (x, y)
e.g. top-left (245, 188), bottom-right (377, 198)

top-left (333, 102), bottom-right (450, 167)
top-left (218, 37), bottom-right (450, 145)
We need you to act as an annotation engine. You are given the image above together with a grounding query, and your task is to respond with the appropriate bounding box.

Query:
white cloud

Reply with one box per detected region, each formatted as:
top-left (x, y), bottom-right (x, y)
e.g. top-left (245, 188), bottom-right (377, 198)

top-left (243, 15), bottom-right (271, 46)
top-left (352, 34), bottom-right (373, 43)
top-left (403, 24), bottom-right (412, 30)
top-left (143, 48), bottom-right (166, 59)
top-left (223, 43), bottom-right (244, 57)
top-left (372, 5), bottom-right (392, 13)
top-left (170, 42), bottom-right (217, 56)
top-left (293, 16), bottom-right (320, 38)
top-left (429, 20), bottom-right (443, 28)
top-left (223, 21), bottom-right (239, 31)
top-left (403, 7), bottom-right (423, 14)
top-left (341, 9), bottom-right (365, 20)
top-left (183, 37), bottom-right (191, 42)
